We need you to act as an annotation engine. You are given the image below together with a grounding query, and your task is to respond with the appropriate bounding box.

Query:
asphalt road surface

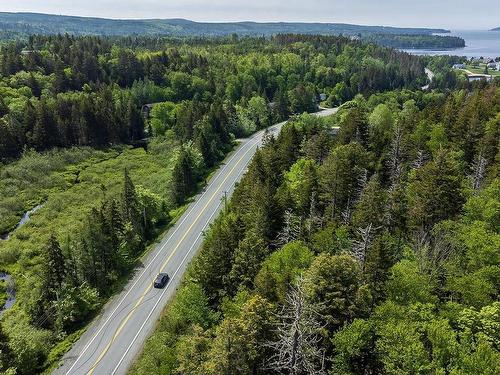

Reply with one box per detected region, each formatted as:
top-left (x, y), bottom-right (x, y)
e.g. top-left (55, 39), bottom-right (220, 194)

top-left (422, 67), bottom-right (435, 90)
top-left (54, 107), bottom-right (338, 375)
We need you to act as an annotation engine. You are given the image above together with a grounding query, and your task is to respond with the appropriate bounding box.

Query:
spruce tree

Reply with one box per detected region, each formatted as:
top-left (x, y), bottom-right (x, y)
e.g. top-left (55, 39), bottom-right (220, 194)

top-left (45, 234), bottom-right (66, 292)
top-left (23, 100), bottom-right (37, 147)
top-left (126, 98), bottom-right (144, 141)
top-left (172, 148), bottom-right (194, 204)
top-left (122, 169), bottom-right (144, 252)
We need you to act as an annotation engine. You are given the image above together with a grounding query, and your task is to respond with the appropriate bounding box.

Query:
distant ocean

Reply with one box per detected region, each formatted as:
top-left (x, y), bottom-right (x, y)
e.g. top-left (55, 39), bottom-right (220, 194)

top-left (402, 30), bottom-right (500, 58)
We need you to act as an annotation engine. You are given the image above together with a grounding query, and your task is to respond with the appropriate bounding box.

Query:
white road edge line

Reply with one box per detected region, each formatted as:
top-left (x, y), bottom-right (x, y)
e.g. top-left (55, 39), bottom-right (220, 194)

top-left (111, 197), bottom-right (222, 374)
top-left (64, 108), bottom-right (337, 373)
top-left (65, 109), bottom-right (333, 373)
top-left (64, 137), bottom-right (257, 375)
top-left (110, 135), bottom-right (267, 374)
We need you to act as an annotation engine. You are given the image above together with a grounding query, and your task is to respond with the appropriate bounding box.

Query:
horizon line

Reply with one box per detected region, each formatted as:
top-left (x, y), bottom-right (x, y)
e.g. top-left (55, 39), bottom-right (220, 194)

top-left (1, 10), bottom-right (496, 31)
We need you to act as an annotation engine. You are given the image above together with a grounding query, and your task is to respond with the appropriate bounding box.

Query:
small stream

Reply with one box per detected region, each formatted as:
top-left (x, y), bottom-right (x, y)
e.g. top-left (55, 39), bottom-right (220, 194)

top-left (0, 203), bottom-right (44, 241)
top-left (0, 272), bottom-right (15, 315)
top-left (0, 205), bottom-right (43, 313)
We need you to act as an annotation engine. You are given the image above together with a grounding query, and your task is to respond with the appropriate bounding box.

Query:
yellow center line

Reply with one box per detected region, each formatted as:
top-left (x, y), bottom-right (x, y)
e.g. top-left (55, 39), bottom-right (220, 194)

top-left (87, 291), bottom-right (148, 374)
top-left (86, 137), bottom-right (260, 374)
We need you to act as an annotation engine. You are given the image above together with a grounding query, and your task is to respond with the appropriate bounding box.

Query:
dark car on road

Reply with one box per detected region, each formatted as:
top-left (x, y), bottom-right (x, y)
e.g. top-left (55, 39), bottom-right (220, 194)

top-left (153, 273), bottom-right (170, 288)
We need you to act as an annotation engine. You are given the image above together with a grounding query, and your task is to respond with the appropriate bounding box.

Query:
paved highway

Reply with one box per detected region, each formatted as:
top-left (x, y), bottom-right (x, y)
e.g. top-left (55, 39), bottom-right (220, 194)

top-left (54, 107), bottom-right (338, 375)
top-left (422, 68), bottom-right (435, 90)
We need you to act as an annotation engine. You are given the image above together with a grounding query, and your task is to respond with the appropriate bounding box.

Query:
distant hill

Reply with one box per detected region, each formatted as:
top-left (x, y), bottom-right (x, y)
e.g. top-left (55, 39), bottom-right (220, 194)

top-left (0, 12), bottom-right (450, 38)
top-left (492, 27), bottom-right (500, 31)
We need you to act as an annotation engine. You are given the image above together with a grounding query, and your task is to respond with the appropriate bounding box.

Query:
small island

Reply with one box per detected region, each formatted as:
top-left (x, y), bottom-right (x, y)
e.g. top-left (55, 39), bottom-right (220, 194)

top-left (491, 27), bottom-right (500, 31)
top-left (365, 33), bottom-right (466, 49)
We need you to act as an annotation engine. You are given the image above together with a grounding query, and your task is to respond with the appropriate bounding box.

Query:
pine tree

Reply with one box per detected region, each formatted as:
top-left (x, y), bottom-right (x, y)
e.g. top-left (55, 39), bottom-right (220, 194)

top-left (352, 176), bottom-right (388, 229)
top-left (278, 124), bottom-right (301, 171)
top-left (319, 143), bottom-right (369, 221)
top-left (0, 119), bottom-right (19, 159)
top-left (45, 234), bottom-right (66, 292)
top-left (122, 169), bottom-right (144, 251)
top-left (0, 96), bottom-right (9, 117)
top-left (53, 62), bottom-right (69, 93)
top-left (23, 100), bottom-right (37, 147)
top-left (27, 73), bottom-right (41, 98)
top-left (407, 150), bottom-right (465, 231)
top-left (171, 148), bottom-right (195, 204)
top-left (126, 98), bottom-right (144, 141)
top-left (197, 130), bottom-right (214, 167)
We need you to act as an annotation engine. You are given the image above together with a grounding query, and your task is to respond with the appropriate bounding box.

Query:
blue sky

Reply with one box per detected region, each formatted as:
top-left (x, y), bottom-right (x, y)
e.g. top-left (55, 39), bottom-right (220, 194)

top-left (2, 0), bottom-right (498, 30)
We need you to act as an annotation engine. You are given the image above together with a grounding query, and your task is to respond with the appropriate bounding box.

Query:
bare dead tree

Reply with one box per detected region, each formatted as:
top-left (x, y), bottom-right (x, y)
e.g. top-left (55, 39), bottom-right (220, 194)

top-left (352, 223), bottom-right (377, 270)
top-left (412, 228), bottom-right (431, 274)
top-left (356, 168), bottom-right (368, 197)
top-left (306, 191), bottom-right (322, 235)
top-left (341, 196), bottom-right (352, 225)
top-left (341, 168), bottom-right (369, 226)
top-left (383, 187), bottom-right (400, 229)
top-left (412, 228), bottom-right (455, 279)
top-left (470, 152), bottom-right (487, 191)
top-left (262, 127), bottom-right (275, 146)
top-left (412, 150), bottom-right (428, 170)
top-left (265, 278), bottom-right (326, 375)
top-left (388, 124), bottom-right (404, 191)
top-left (384, 125), bottom-right (406, 227)
top-left (276, 209), bottom-right (302, 247)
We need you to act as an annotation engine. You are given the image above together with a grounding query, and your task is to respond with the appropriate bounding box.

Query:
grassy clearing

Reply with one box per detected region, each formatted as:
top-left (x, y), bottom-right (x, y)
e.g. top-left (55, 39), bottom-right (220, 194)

top-left (463, 64), bottom-right (500, 77)
top-left (0, 137), bottom-right (180, 372)
top-left (0, 147), bottom-right (120, 235)
top-left (0, 134), bottom-right (239, 373)
top-left (0, 140), bottom-right (176, 267)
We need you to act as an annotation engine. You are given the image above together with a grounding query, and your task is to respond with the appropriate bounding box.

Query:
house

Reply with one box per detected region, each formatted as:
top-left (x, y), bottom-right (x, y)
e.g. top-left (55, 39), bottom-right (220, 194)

top-left (21, 50), bottom-right (39, 55)
top-left (452, 63), bottom-right (466, 69)
top-left (467, 74), bottom-right (493, 83)
top-left (496, 63), bottom-right (500, 71)
top-left (487, 62), bottom-right (497, 69)
top-left (319, 93), bottom-right (327, 102)
top-left (141, 103), bottom-right (156, 119)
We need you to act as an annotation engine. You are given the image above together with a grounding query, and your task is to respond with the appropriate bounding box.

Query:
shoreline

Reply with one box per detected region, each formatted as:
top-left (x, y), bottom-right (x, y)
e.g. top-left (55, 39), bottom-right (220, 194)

top-left (403, 29), bottom-right (500, 58)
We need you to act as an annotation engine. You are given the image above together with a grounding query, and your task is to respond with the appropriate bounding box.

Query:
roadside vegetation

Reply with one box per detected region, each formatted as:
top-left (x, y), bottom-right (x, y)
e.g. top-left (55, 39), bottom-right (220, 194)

top-left (0, 34), bottom-right (429, 374)
top-left (132, 84), bottom-right (499, 375)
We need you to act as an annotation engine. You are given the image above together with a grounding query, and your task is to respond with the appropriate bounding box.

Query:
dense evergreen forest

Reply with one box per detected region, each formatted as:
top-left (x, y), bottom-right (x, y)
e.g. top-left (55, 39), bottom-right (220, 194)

top-left (367, 34), bottom-right (465, 49)
top-left (0, 34), bottom-right (432, 374)
top-left (132, 84), bottom-right (500, 375)
top-left (0, 33), bottom-right (427, 161)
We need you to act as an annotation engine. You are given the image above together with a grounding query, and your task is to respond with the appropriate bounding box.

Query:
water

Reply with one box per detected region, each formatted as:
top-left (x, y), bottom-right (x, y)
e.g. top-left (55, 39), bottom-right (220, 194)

top-left (0, 272), bottom-right (15, 314)
top-left (402, 30), bottom-right (500, 58)
top-left (0, 203), bottom-right (44, 241)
